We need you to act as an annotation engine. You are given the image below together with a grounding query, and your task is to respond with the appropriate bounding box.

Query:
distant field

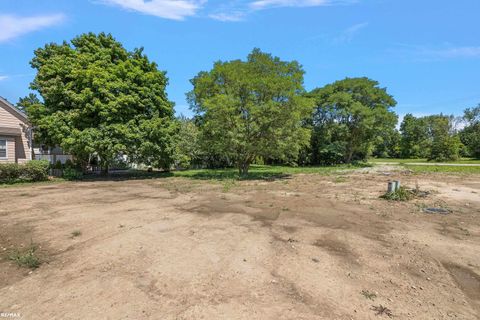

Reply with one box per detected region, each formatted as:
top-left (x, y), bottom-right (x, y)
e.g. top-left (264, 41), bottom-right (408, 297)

top-left (403, 164), bottom-right (480, 174)
top-left (370, 158), bottom-right (480, 164)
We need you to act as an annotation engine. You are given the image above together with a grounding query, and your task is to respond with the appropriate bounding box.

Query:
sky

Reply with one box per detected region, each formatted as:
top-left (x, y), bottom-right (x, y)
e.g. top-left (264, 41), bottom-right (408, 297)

top-left (0, 0), bottom-right (479, 119)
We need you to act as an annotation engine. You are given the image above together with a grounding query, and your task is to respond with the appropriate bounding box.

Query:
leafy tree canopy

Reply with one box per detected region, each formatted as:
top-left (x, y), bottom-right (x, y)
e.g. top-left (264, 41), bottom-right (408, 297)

top-left (26, 32), bottom-right (176, 172)
top-left (400, 113), bottom-right (463, 161)
top-left (460, 104), bottom-right (480, 158)
top-left (16, 93), bottom-right (41, 113)
top-left (188, 48), bottom-right (313, 174)
top-left (309, 77), bottom-right (397, 164)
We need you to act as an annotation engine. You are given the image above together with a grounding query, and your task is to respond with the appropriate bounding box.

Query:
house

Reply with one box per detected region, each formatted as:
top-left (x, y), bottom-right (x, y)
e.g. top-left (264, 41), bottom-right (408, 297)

top-left (0, 97), bottom-right (32, 164)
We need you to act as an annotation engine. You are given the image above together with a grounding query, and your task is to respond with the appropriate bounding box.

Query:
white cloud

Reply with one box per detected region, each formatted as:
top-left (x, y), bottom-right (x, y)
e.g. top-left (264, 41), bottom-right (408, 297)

top-left (99, 0), bottom-right (205, 20)
top-left (334, 22), bottom-right (368, 43)
top-left (0, 14), bottom-right (65, 43)
top-left (0, 75), bottom-right (8, 81)
top-left (209, 0), bottom-right (357, 22)
top-left (250, 0), bottom-right (355, 10)
top-left (209, 11), bottom-right (245, 22)
top-left (97, 0), bottom-right (357, 22)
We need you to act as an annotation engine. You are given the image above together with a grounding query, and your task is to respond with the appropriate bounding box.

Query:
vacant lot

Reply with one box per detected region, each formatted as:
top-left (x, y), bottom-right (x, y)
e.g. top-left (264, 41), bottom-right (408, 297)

top-left (1, 166), bottom-right (479, 319)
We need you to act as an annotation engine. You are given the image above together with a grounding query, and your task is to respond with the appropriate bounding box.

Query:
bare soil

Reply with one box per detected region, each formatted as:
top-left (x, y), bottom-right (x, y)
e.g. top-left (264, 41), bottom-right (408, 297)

top-left (0, 167), bottom-right (479, 319)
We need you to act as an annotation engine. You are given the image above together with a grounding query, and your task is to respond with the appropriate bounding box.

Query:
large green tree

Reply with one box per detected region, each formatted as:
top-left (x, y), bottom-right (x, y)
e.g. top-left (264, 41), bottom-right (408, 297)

top-left (26, 33), bottom-right (176, 173)
top-left (308, 77), bottom-right (397, 164)
top-left (428, 115), bottom-right (462, 161)
top-left (399, 113), bottom-right (463, 161)
top-left (188, 48), bottom-right (313, 175)
top-left (16, 93), bottom-right (41, 113)
top-left (460, 105), bottom-right (480, 158)
top-left (399, 114), bottom-right (431, 158)
top-left (174, 116), bottom-right (202, 169)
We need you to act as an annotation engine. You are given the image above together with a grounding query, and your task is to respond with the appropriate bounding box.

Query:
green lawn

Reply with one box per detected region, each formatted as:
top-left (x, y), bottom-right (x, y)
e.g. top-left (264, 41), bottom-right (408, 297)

top-left (173, 164), bottom-right (369, 181)
top-left (0, 178), bottom-right (67, 188)
top-left (370, 158), bottom-right (480, 164)
top-left (404, 164), bottom-right (480, 174)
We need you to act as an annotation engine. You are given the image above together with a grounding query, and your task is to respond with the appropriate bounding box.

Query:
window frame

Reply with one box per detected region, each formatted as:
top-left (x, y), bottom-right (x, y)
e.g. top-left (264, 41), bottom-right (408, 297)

top-left (0, 138), bottom-right (7, 159)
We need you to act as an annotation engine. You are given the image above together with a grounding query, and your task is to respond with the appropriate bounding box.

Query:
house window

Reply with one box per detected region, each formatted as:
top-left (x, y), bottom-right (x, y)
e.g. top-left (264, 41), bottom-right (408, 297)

top-left (0, 139), bottom-right (6, 158)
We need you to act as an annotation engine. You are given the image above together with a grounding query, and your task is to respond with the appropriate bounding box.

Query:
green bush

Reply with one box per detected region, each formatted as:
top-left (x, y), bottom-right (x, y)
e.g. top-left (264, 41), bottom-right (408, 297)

top-left (64, 159), bottom-right (74, 168)
top-left (52, 160), bottom-right (63, 169)
top-left (0, 163), bottom-right (21, 182)
top-left (381, 186), bottom-right (413, 201)
top-left (63, 167), bottom-right (83, 180)
top-left (23, 160), bottom-right (50, 182)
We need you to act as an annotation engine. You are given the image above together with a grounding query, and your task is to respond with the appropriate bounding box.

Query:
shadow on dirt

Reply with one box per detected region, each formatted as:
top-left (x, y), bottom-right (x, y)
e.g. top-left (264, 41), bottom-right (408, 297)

top-left (79, 169), bottom-right (292, 182)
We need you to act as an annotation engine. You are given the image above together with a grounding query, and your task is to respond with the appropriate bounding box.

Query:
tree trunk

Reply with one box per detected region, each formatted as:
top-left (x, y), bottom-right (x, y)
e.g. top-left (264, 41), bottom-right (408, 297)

top-left (101, 162), bottom-right (109, 175)
top-left (238, 161), bottom-right (250, 176)
top-left (345, 145), bottom-right (354, 164)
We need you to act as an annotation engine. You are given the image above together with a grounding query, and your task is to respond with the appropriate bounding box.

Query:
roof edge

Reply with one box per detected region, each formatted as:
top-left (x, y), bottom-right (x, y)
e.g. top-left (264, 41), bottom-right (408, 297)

top-left (0, 96), bottom-right (29, 122)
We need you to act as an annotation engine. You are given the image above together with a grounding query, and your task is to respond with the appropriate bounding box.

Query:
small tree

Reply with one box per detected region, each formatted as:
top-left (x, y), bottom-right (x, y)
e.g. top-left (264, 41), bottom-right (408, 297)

top-left (27, 33), bottom-right (176, 173)
top-left (188, 49), bottom-right (313, 175)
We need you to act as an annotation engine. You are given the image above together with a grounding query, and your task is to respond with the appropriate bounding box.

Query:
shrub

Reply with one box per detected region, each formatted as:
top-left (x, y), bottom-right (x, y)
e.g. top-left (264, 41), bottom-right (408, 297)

top-left (52, 160), bottom-right (63, 169)
top-left (23, 160), bottom-right (50, 182)
top-left (63, 167), bottom-right (83, 180)
top-left (9, 243), bottom-right (41, 269)
top-left (0, 163), bottom-right (21, 182)
top-left (64, 159), bottom-right (74, 168)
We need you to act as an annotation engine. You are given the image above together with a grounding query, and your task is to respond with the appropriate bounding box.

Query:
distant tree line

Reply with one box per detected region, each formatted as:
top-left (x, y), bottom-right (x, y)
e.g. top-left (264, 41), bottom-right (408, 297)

top-left (17, 33), bottom-right (480, 174)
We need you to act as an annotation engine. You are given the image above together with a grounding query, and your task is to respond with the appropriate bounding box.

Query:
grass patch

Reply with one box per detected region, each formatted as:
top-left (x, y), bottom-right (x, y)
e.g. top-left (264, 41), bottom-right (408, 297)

top-left (370, 158), bottom-right (480, 165)
top-left (381, 186), bottom-right (413, 201)
top-left (9, 243), bottom-right (41, 269)
top-left (370, 158), bottom-right (428, 164)
top-left (2, 164), bottom-right (370, 186)
top-left (173, 164), bottom-right (369, 181)
top-left (222, 179), bottom-right (237, 192)
top-left (404, 165), bottom-right (480, 174)
top-left (70, 230), bottom-right (82, 238)
top-left (0, 177), bottom-right (66, 189)
top-left (361, 290), bottom-right (377, 300)
top-left (333, 176), bottom-right (348, 183)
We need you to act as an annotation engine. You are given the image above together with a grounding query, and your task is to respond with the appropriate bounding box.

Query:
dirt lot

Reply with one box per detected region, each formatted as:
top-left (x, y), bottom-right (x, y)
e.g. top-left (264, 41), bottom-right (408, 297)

top-left (1, 167), bottom-right (479, 319)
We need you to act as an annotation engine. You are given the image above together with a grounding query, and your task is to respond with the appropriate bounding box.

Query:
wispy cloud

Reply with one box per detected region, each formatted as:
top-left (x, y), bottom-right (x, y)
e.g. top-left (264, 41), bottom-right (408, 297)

top-left (99, 0), bottom-right (205, 20)
top-left (0, 14), bottom-right (66, 43)
top-left (96, 0), bottom-right (357, 22)
top-left (0, 75), bottom-right (8, 81)
top-left (209, 11), bottom-right (246, 22)
top-left (392, 43), bottom-right (480, 61)
top-left (209, 0), bottom-right (356, 22)
top-left (422, 46), bottom-right (480, 59)
top-left (249, 0), bottom-right (355, 10)
top-left (334, 22), bottom-right (368, 43)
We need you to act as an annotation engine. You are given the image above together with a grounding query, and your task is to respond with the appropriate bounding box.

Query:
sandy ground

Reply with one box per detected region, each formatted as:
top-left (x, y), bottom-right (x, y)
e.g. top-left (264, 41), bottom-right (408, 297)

top-left (0, 167), bottom-right (479, 319)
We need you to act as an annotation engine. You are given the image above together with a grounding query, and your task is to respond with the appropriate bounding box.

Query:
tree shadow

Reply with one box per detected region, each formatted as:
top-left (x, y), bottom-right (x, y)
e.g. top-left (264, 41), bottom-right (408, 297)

top-left (180, 170), bottom-right (293, 181)
top-left (79, 170), bottom-right (174, 182)
top-left (78, 168), bottom-right (293, 182)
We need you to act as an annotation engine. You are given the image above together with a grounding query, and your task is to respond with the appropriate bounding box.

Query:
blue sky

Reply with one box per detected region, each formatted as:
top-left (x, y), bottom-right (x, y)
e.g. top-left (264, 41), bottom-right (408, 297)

top-left (0, 0), bottom-right (479, 119)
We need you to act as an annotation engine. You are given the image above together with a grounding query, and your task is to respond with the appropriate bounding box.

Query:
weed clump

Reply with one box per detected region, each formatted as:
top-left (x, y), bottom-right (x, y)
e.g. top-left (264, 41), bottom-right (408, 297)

top-left (381, 186), bottom-right (413, 201)
top-left (9, 243), bottom-right (41, 269)
top-left (361, 290), bottom-right (377, 300)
